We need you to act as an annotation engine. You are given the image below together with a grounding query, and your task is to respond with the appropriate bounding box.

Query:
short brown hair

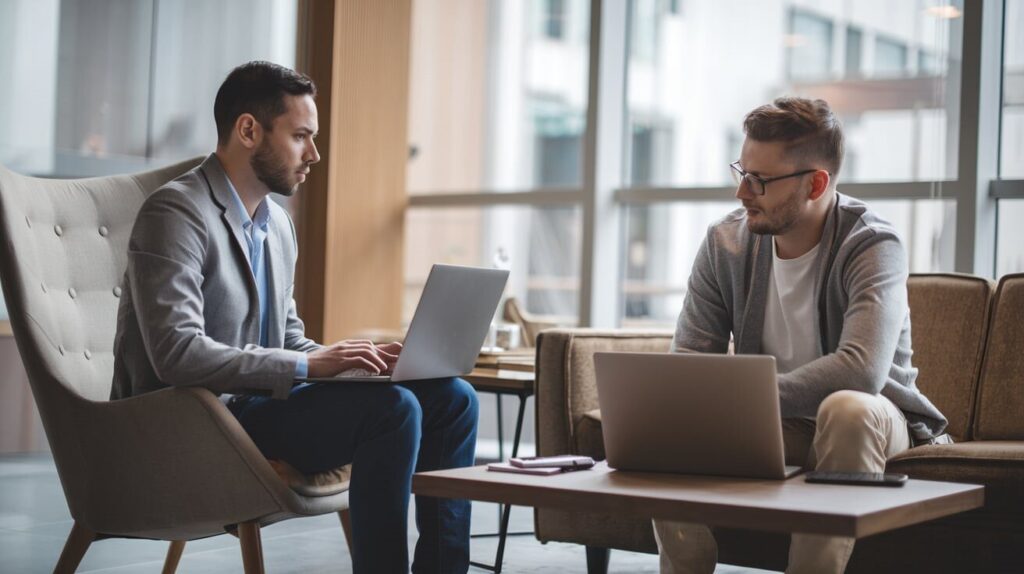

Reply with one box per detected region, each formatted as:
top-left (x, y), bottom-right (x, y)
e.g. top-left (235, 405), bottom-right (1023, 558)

top-left (743, 97), bottom-right (844, 176)
top-left (214, 61), bottom-right (317, 145)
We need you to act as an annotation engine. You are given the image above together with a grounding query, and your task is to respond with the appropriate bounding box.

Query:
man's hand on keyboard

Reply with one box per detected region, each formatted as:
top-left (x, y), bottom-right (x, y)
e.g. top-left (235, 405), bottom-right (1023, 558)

top-left (307, 340), bottom-right (385, 377)
top-left (306, 339), bottom-right (404, 378)
top-left (376, 341), bottom-right (403, 374)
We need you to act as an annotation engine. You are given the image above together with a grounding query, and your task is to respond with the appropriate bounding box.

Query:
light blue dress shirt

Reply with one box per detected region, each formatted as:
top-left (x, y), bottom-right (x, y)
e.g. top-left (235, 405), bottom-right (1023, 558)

top-left (226, 182), bottom-right (308, 379)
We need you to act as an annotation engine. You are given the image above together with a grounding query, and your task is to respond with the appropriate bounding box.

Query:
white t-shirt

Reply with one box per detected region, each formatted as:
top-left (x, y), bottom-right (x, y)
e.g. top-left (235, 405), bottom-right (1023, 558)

top-left (762, 239), bottom-right (823, 374)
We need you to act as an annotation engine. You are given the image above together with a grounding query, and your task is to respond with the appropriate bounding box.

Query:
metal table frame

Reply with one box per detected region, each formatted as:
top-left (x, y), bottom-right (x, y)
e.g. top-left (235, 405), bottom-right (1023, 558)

top-left (465, 370), bottom-right (534, 574)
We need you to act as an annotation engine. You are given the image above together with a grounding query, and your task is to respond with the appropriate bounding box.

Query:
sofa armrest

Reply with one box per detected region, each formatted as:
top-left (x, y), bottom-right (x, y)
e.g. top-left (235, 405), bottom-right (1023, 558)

top-left (535, 329), bottom-right (672, 457)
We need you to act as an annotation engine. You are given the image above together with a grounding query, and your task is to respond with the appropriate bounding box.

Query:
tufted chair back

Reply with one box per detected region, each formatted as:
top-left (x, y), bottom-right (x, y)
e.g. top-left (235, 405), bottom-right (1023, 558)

top-left (0, 157), bottom-right (201, 421)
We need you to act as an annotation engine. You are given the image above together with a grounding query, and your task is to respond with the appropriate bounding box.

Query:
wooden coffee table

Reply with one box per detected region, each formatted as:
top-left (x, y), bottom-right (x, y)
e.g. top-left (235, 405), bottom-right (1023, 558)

top-left (414, 462), bottom-right (983, 539)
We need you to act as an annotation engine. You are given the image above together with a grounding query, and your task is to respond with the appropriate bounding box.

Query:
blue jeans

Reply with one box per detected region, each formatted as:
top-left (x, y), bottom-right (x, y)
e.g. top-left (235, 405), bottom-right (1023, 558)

top-left (227, 377), bottom-right (479, 574)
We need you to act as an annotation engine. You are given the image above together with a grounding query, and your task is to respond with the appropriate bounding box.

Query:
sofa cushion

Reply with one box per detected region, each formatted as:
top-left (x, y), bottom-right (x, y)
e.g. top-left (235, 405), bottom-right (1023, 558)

top-left (974, 273), bottom-right (1024, 440)
top-left (887, 441), bottom-right (1024, 510)
top-left (906, 274), bottom-right (993, 441)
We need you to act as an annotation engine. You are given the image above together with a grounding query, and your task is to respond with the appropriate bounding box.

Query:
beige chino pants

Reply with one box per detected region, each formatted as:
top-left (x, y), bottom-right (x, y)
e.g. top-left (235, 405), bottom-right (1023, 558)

top-left (652, 390), bottom-right (911, 574)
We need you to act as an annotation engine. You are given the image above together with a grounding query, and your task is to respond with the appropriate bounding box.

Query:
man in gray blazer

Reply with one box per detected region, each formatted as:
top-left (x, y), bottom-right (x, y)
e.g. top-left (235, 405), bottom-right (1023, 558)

top-left (652, 98), bottom-right (947, 574)
top-left (111, 61), bottom-right (478, 574)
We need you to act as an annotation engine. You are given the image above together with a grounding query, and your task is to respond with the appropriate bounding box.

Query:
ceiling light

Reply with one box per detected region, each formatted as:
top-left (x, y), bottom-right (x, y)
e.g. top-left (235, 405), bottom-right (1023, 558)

top-left (925, 5), bottom-right (962, 19)
top-left (783, 34), bottom-right (808, 48)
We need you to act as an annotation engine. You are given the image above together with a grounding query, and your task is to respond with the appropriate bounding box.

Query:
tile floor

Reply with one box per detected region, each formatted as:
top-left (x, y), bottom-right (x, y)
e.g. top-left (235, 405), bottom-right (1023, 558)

top-left (0, 453), bottom-right (774, 573)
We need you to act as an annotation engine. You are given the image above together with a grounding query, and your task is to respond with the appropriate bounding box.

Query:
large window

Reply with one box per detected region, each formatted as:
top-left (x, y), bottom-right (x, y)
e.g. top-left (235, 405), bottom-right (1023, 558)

top-left (406, 0), bottom-right (589, 321)
top-left (407, 0), bottom-right (1007, 332)
top-left (998, 0), bottom-right (1024, 275)
top-left (404, 207), bottom-right (581, 323)
top-left (0, 0), bottom-right (296, 178)
top-left (621, 202), bottom-right (733, 328)
top-left (0, 0), bottom-right (297, 321)
top-left (998, 200), bottom-right (1024, 275)
top-left (619, 0), bottom-right (963, 326)
top-left (625, 0), bottom-right (961, 189)
top-left (1002, 0), bottom-right (1024, 178)
top-left (407, 0), bottom-right (590, 194)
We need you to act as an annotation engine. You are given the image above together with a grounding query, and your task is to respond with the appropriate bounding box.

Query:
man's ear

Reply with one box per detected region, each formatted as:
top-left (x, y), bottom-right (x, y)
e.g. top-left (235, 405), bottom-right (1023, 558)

top-left (235, 114), bottom-right (261, 149)
top-left (808, 170), bottom-right (831, 201)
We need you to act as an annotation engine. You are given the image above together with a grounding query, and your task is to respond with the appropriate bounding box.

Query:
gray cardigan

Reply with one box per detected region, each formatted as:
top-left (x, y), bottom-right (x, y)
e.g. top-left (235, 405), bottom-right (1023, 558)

top-left (673, 192), bottom-right (947, 440)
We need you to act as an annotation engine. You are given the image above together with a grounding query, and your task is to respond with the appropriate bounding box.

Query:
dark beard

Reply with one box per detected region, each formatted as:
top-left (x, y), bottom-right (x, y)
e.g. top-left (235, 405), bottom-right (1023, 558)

top-left (250, 141), bottom-right (297, 197)
top-left (747, 189), bottom-right (805, 235)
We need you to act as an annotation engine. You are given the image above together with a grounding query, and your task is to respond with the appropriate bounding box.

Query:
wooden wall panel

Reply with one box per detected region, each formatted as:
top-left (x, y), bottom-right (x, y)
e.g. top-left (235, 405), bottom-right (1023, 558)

top-left (294, 0), bottom-right (335, 342)
top-left (321, 0), bottom-right (411, 342)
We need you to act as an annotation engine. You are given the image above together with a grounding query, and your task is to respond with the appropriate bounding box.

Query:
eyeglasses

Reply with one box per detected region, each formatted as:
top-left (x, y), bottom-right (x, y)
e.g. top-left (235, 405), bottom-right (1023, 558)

top-left (729, 161), bottom-right (823, 196)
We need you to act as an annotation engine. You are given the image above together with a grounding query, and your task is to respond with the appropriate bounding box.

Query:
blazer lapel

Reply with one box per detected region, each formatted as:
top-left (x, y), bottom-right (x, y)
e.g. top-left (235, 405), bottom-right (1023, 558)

top-left (199, 155), bottom-right (258, 323)
top-left (221, 210), bottom-right (253, 269)
top-left (200, 154), bottom-right (254, 270)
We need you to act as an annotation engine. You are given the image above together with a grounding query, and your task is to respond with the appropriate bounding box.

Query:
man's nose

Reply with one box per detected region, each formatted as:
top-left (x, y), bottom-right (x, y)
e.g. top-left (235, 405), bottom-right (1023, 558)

top-left (735, 177), bottom-right (755, 201)
top-left (307, 140), bottom-right (321, 164)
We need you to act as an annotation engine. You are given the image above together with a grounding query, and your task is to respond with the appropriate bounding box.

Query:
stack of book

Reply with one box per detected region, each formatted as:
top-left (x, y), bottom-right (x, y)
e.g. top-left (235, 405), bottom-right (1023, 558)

top-left (475, 348), bottom-right (535, 372)
top-left (487, 455), bottom-right (596, 476)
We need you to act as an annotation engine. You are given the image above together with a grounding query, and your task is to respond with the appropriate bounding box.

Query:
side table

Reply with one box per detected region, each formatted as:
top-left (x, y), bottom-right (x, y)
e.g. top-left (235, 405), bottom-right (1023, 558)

top-left (463, 366), bottom-right (535, 574)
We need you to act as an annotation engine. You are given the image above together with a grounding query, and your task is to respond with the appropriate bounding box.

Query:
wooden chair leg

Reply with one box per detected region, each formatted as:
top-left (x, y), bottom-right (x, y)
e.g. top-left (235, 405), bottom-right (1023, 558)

top-left (162, 540), bottom-right (186, 574)
top-left (54, 521), bottom-right (96, 574)
top-left (237, 521), bottom-right (265, 574)
top-left (338, 508), bottom-right (354, 551)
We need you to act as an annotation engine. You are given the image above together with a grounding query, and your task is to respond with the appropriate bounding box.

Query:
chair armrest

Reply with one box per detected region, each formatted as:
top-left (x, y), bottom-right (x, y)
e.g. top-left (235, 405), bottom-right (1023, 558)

top-left (66, 386), bottom-right (295, 539)
top-left (535, 329), bottom-right (672, 457)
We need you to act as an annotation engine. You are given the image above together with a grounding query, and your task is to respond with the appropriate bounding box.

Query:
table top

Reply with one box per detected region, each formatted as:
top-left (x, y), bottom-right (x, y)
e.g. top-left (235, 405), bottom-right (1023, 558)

top-left (464, 368), bottom-right (534, 394)
top-left (412, 461), bottom-right (984, 538)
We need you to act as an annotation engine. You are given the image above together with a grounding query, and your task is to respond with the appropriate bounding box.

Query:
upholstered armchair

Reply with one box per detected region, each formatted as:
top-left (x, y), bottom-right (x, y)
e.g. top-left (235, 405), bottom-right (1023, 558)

top-left (0, 158), bottom-right (352, 573)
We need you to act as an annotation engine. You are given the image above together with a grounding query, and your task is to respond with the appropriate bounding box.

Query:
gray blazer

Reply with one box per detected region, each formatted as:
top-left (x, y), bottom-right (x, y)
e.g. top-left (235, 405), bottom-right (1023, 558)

top-left (111, 154), bottom-right (319, 401)
top-left (673, 192), bottom-right (947, 440)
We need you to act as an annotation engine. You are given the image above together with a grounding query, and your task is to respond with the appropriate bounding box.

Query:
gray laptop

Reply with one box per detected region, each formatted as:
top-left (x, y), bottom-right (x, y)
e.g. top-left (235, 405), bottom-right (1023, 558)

top-left (594, 352), bottom-right (802, 480)
top-left (308, 264), bottom-right (509, 383)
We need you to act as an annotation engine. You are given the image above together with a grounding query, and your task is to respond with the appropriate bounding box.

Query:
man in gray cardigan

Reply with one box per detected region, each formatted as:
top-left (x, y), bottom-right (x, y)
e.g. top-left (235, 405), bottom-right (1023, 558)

top-left (653, 98), bottom-right (947, 574)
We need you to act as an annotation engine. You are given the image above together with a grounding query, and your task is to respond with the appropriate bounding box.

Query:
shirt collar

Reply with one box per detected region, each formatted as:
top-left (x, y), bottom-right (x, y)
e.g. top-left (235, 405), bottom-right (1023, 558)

top-left (224, 176), bottom-right (270, 232)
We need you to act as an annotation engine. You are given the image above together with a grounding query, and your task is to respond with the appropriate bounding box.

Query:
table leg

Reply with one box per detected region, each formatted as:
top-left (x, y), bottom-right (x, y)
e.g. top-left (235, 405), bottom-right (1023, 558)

top-left (510, 391), bottom-right (527, 458)
top-left (496, 394), bottom-right (505, 461)
top-left (471, 392), bottom-right (533, 573)
top-left (495, 393), bottom-right (504, 533)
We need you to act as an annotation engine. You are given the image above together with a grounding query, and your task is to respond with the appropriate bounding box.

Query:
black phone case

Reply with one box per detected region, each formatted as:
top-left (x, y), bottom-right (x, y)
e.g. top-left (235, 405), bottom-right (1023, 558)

top-left (805, 471), bottom-right (908, 487)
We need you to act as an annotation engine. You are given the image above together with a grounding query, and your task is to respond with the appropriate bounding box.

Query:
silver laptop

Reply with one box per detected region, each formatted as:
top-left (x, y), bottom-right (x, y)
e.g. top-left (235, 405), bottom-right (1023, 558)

top-left (594, 352), bottom-right (802, 480)
top-left (308, 264), bottom-right (509, 383)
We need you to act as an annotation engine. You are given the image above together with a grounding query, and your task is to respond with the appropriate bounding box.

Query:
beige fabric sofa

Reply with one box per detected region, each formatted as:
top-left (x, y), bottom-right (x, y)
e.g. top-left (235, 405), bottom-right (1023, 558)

top-left (534, 273), bottom-right (1024, 574)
